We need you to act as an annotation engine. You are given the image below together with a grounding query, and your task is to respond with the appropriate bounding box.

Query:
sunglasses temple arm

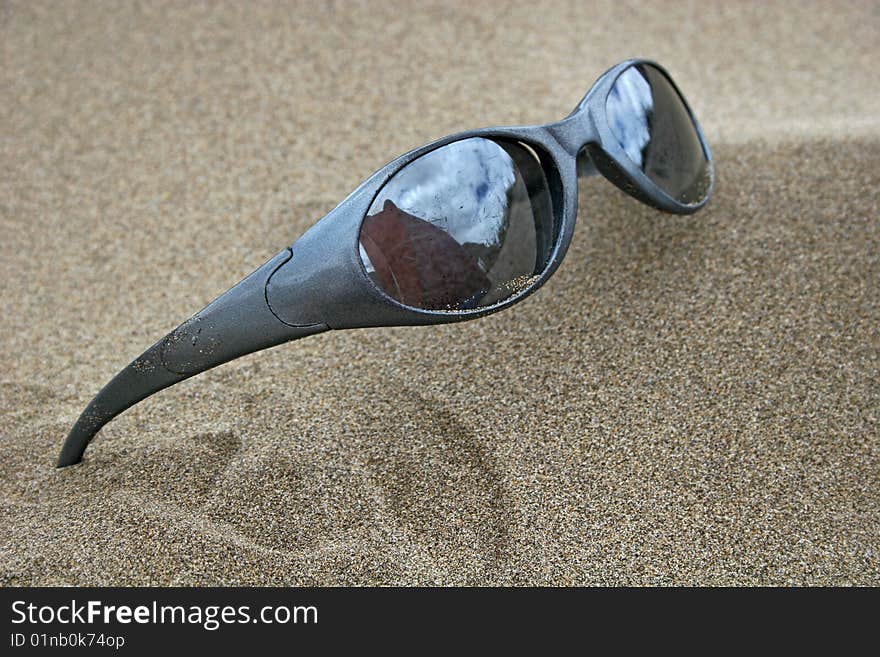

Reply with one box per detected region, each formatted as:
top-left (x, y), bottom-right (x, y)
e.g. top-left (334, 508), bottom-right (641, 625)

top-left (57, 249), bottom-right (328, 467)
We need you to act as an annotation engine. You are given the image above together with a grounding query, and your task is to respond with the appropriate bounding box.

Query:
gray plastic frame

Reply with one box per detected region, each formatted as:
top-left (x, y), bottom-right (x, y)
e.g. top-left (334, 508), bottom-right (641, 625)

top-left (58, 59), bottom-right (714, 467)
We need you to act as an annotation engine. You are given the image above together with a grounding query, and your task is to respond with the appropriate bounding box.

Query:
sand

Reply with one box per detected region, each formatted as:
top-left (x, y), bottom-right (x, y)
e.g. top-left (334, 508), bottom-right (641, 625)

top-left (1, 1), bottom-right (878, 586)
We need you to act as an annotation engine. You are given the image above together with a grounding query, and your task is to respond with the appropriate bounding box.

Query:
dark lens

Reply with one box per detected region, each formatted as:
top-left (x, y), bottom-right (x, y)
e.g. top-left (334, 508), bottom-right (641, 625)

top-left (605, 64), bottom-right (710, 204)
top-left (359, 138), bottom-right (554, 311)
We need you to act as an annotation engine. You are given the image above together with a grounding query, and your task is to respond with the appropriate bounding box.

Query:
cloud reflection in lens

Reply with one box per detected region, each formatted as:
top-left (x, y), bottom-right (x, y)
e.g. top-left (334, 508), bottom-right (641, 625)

top-left (606, 64), bottom-right (711, 204)
top-left (359, 138), bottom-right (554, 311)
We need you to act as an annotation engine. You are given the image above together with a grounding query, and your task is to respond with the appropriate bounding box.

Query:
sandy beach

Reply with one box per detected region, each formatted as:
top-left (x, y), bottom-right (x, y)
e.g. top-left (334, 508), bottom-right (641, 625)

top-left (1, 1), bottom-right (878, 585)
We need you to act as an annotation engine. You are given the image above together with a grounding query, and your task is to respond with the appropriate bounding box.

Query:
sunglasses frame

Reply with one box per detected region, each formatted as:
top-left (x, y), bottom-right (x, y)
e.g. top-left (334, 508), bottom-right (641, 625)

top-left (58, 58), bottom-right (713, 467)
top-left (267, 59), bottom-right (713, 328)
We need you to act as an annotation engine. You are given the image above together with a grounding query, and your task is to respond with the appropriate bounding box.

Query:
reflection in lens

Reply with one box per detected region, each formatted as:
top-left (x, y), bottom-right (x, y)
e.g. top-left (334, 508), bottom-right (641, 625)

top-left (606, 64), bottom-right (711, 204)
top-left (358, 138), bottom-right (554, 311)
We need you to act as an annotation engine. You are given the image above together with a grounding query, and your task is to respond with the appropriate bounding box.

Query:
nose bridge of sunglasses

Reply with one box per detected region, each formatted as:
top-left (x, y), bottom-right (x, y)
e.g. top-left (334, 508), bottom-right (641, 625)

top-left (546, 109), bottom-right (598, 161)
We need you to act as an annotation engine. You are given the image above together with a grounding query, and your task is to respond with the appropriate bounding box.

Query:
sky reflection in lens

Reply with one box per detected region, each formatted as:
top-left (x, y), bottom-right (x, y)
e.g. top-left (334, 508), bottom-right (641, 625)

top-left (606, 64), bottom-right (710, 204)
top-left (359, 138), bottom-right (553, 311)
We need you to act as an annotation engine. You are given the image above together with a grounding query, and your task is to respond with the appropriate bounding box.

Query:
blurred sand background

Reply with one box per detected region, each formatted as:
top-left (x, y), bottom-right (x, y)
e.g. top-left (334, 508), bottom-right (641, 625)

top-left (1, 0), bottom-right (877, 585)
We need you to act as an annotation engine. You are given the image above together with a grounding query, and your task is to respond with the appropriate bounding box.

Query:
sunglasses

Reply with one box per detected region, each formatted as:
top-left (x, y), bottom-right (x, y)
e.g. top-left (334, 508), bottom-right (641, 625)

top-left (58, 59), bottom-right (714, 467)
